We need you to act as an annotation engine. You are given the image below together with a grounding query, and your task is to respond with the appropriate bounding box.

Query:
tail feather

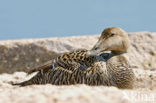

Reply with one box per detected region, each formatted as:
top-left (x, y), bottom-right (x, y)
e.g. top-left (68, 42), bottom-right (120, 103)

top-left (12, 81), bottom-right (33, 87)
top-left (12, 71), bottom-right (44, 86)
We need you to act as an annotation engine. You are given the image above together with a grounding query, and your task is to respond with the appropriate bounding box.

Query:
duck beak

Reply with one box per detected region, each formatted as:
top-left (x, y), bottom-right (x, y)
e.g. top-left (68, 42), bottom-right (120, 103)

top-left (86, 49), bottom-right (101, 56)
top-left (86, 40), bottom-right (103, 56)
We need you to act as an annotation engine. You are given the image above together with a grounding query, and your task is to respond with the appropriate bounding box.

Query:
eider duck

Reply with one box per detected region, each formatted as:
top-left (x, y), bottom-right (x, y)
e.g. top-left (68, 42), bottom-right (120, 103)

top-left (13, 27), bottom-right (135, 89)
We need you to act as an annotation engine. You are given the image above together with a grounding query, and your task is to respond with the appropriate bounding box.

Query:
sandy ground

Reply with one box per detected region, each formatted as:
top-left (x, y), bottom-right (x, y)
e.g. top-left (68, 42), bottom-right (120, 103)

top-left (0, 32), bottom-right (156, 103)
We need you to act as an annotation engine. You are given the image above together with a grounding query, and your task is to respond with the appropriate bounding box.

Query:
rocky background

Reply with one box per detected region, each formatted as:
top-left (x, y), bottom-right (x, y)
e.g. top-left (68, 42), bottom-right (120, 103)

top-left (0, 32), bottom-right (156, 103)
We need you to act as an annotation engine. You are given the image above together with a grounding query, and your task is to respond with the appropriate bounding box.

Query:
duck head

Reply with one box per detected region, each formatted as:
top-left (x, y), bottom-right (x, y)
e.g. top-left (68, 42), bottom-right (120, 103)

top-left (87, 27), bottom-right (130, 56)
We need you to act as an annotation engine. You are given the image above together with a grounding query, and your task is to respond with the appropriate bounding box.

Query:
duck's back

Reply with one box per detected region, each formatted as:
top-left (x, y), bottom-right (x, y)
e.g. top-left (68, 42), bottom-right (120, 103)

top-left (13, 49), bottom-right (103, 86)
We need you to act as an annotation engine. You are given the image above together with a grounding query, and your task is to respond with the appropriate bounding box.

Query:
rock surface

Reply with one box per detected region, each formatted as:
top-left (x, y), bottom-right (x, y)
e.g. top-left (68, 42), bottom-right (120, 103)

top-left (0, 32), bottom-right (156, 103)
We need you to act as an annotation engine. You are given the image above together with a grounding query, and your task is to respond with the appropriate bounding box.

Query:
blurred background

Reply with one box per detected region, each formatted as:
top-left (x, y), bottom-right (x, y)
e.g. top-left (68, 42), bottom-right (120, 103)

top-left (0, 0), bottom-right (156, 40)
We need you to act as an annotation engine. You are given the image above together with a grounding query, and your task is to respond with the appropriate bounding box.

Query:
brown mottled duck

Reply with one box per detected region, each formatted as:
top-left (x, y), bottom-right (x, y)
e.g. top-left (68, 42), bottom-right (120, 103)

top-left (13, 27), bottom-right (135, 89)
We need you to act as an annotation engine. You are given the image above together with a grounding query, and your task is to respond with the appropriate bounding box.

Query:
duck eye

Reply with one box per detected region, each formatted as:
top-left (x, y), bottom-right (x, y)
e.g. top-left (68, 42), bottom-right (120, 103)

top-left (111, 33), bottom-right (115, 36)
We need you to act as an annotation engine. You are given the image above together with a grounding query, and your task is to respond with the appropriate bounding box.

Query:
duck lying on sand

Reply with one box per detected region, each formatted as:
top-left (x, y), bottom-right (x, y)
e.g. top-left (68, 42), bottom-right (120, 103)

top-left (13, 27), bottom-right (135, 89)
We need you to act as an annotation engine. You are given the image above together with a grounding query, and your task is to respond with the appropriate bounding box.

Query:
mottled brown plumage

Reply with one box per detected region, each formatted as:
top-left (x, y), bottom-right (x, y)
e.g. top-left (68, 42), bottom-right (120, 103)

top-left (13, 27), bottom-right (135, 89)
